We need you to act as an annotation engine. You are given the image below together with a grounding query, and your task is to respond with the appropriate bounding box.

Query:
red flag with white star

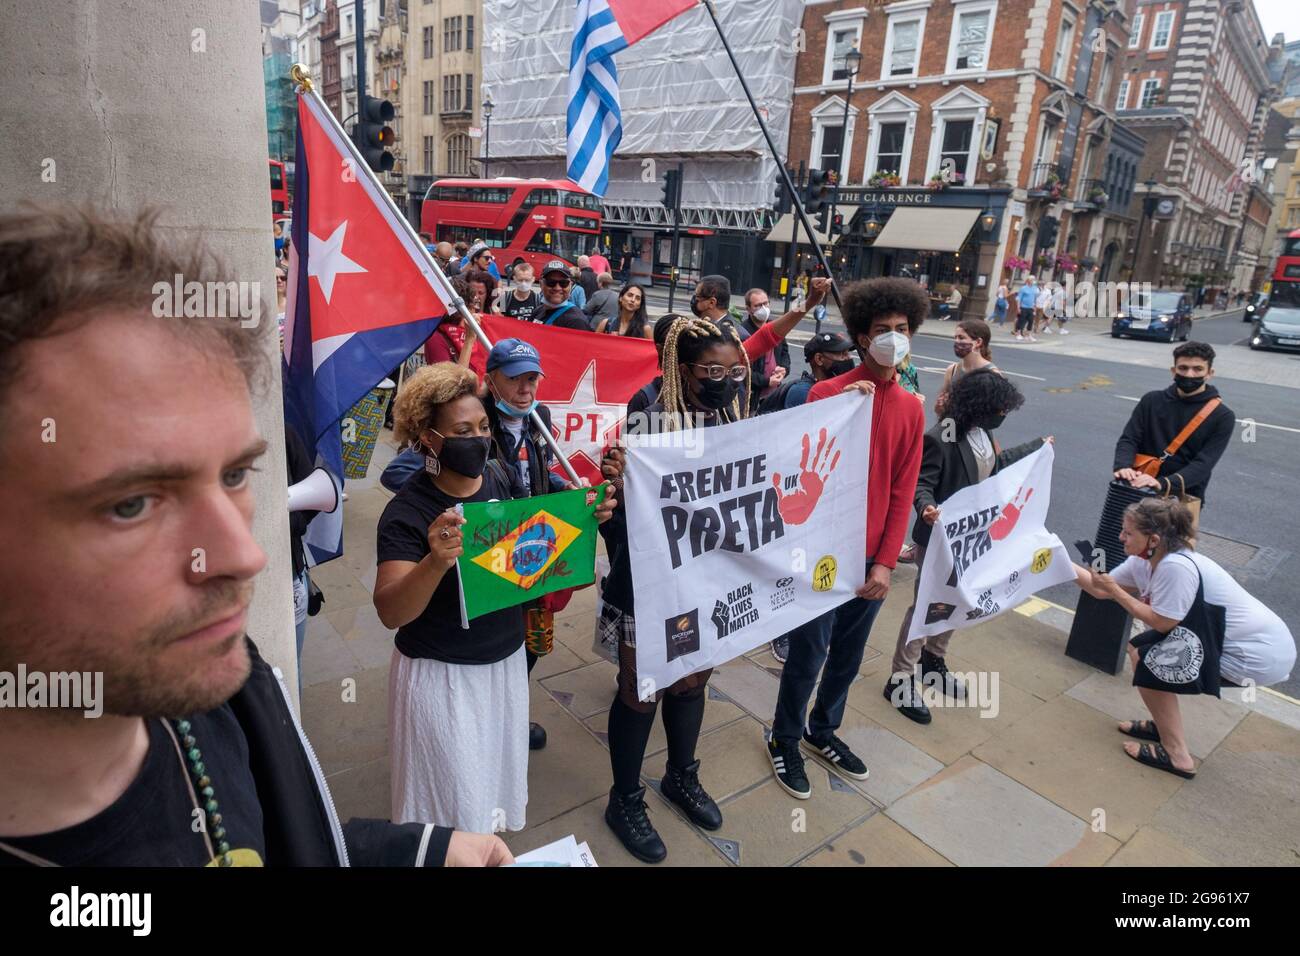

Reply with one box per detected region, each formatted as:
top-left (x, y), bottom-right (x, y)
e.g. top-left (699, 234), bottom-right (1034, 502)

top-left (470, 317), bottom-right (660, 485)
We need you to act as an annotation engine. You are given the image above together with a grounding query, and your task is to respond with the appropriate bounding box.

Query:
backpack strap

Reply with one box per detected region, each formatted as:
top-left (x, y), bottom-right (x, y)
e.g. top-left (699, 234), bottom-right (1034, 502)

top-left (1161, 398), bottom-right (1221, 460)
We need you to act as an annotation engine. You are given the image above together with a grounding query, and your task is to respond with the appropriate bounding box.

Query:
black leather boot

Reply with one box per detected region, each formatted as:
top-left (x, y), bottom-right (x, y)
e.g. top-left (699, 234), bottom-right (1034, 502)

top-left (920, 649), bottom-right (967, 700)
top-left (604, 787), bottom-right (667, 863)
top-left (660, 759), bottom-right (723, 830)
top-left (883, 674), bottom-right (932, 724)
top-left (528, 722), bottom-right (547, 750)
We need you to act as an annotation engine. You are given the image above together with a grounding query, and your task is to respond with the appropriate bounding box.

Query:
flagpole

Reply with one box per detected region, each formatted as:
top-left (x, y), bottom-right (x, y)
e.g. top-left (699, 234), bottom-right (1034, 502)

top-left (697, 0), bottom-right (842, 310)
top-left (289, 64), bottom-right (584, 487)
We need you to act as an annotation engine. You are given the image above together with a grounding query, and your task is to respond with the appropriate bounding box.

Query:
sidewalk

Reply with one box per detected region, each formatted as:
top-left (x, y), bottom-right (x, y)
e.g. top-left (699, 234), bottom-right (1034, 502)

top-left (299, 437), bottom-right (1300, 867)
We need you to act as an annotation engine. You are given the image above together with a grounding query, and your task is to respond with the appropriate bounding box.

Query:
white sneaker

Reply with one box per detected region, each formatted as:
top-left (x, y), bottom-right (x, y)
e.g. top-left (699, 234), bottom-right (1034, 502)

top-left (1028, 336), bottom-right (1038, 343)
top-left (1043, 327), bottom-right (1053, 334)
top-left (1014, 333), bottom-right (1023, 341)
top-left (1060, 328), bottom-right (1069, 335)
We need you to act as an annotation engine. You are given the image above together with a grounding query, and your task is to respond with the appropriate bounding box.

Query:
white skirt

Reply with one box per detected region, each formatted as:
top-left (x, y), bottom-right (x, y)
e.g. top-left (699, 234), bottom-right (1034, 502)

top-left (388, 644), bottom-right (529, 834)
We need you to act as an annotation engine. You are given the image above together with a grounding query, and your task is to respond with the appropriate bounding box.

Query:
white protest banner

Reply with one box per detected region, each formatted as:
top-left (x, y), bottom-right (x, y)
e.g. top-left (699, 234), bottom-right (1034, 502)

top-left (908, 443), bottom-right (1074, 642)
top-left (625, 393), bottom-right (871, 698)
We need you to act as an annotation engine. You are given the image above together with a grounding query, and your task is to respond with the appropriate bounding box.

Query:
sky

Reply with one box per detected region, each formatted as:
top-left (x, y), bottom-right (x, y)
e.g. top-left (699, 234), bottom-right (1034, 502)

top-left (1253, 0), bottom-right (1297, 44)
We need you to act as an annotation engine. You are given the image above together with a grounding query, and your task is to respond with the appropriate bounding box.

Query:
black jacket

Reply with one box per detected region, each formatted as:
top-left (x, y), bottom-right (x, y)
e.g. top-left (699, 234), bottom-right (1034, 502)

top-left (912, 427), bottom-right (1044, 547)
top-left (742, 315), bottom-right (791, 396)
top-left (486, 400), bottom-right (566, 498)
top-left (537, 300), bottom-right (591, 331)
top-left (1112, 384), bottom-right (1235, 502)
top-left (578, 267), bottom-right (599, 299)
top-left (285, 425), bottom-right (319, 577)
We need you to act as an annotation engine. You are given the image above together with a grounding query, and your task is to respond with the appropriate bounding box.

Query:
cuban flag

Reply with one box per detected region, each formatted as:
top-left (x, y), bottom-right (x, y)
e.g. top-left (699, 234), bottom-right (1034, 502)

top-left (283, 92), bottom-right (453, 564)
top-left (567, 0), bottom-right (697, 195)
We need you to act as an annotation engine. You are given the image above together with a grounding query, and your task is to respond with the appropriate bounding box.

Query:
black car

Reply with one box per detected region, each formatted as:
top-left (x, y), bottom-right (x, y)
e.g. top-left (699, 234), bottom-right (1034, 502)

top-left (1242, 292), bottom-right (1269, 322)
top-left (1250, 283), bottom-right (1300, 352)
top-left (1112, 290), bottom-right (1194, 342)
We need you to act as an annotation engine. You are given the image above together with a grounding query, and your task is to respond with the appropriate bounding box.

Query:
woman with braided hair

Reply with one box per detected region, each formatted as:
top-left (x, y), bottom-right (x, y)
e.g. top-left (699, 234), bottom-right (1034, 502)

top-left (595, 313), bottom-right (769, 862)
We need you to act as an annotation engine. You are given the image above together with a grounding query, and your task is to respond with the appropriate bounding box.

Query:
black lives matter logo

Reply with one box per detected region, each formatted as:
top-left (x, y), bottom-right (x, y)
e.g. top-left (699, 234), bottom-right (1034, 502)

top-left (712, 583), bottom-right (760, 639)
top-left (965, 588), bottom-right (1001, 621)
top-left (664, 609), bottom-right (701, 662)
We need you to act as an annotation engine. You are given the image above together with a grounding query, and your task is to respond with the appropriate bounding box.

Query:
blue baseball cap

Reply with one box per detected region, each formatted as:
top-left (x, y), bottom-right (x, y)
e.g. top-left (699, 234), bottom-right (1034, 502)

top-left (486, 338), bottom-right (544, 377)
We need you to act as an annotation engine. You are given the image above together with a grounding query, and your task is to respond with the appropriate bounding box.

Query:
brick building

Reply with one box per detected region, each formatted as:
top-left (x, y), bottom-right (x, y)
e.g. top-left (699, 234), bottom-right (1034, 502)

top-left (787, 0), bottom-right (1145, 319)
top-left (321, 0), bottom-right (341, 116)
top-left (1115, 0), bottom-right (1277, 296)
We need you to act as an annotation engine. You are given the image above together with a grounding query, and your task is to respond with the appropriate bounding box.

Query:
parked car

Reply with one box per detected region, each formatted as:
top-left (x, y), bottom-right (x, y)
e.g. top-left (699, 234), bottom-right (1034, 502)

top-left (1112, 289), bottom-right (1194, 342)
top-left (1242, 292), bottom-right (1269, 322)
top-left (1250, 282), bottom-right (1300, 352)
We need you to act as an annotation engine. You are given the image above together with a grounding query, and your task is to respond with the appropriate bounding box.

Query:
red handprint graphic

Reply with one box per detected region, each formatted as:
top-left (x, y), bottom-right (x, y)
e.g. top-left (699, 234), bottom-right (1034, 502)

top-left (989, 484), bottom-right (1034, 541)
top-left (772, 428), bottom-right (841, 525)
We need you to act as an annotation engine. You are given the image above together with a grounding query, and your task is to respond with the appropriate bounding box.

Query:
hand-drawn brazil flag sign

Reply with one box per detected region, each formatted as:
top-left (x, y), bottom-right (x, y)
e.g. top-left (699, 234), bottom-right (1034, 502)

top-left (457, 485), bottom-right (607, 621)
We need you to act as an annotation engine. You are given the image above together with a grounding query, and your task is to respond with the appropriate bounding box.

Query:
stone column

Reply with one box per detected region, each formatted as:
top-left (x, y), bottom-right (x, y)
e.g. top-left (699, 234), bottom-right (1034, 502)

top-left (0, 1), bottom-right (299, 700)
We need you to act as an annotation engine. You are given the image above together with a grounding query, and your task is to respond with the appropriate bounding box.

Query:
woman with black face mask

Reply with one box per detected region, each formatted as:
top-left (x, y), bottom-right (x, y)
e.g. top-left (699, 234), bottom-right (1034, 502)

top-left (886, 369), bottom-right (1052, 726)
top-left (595, 315), bottom-right (756, 863)
top-left (373, 363), bottom-right (617, 834)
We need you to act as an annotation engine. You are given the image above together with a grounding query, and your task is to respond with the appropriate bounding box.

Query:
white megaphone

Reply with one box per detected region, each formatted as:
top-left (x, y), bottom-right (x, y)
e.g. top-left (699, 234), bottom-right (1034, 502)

top-left (288, 467), bottom-right (340, 514)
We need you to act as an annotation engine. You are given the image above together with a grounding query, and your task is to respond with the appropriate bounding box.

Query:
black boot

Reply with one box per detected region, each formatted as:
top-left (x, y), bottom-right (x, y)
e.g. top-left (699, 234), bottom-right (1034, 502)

top-left (660, 759), bottom-right (723, 830)
top-left (604, 787), bottom-right (667, 863)
top-left (529, 722), bottom-right (547, 751)
top-left (883, 674), bottom-right (932, 724)
top-left (919, 649), bottom-right (966, 701)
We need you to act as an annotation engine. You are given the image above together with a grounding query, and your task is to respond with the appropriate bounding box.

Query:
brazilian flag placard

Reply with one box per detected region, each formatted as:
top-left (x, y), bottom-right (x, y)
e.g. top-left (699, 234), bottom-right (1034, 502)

top-left (457, 485), bottom-right (608, 622)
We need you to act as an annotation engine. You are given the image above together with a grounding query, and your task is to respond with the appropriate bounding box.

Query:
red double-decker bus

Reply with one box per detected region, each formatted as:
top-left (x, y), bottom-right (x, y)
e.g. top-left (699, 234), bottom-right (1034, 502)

top-left (1272, 228), bottom-right (1300, 283)
top-left (420, 178), bottom-right (603, 272)
top-left (269, 159), bottom-right (289, 217)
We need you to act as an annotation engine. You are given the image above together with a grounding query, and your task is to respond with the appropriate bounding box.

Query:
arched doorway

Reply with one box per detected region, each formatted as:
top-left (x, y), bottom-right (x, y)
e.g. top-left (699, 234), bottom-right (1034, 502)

top-left (1100, 240), bottom-right (1120, 283)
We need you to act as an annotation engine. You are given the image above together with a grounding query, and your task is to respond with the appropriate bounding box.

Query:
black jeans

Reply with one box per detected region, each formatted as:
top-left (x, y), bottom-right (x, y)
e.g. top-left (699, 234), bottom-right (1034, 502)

top-left (772, 560), bottom-right (884, 744)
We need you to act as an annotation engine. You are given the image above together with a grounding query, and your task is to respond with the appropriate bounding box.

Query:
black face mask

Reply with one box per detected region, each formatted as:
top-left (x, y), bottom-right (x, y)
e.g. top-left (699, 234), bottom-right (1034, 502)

top-left (825, 358), bottom-right (856, 378)
top-left (694, 376), bottom-right (740, 410)
top-left (689, 294), bottom-right (702, 317)
top-left (1174, 375), bottom-right (1206, 394)
top-left (430, 434), bottom-right (492, 479)
top-left (977, 413), bottom-right (1006, 431)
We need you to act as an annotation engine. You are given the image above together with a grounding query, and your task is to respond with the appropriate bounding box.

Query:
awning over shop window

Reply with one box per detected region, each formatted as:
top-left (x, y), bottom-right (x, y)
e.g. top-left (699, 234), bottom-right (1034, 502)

top-left (764, 212), bottom-right (830, 247)
top-left (871, 207), bottom-right (981, 252)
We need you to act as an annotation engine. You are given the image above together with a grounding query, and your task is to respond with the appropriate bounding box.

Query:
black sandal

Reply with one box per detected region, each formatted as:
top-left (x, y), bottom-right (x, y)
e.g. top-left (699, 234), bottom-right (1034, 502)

top-left (1118, 719), bottom-right (1160, 742)
top-left (1127, 742), bottom-right (1196, 780)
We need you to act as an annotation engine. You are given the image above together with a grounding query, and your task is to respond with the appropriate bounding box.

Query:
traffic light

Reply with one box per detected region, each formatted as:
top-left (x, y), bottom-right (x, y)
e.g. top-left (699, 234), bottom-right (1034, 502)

top-left (353, 94), bottom-right (396, 173)
top-left (661, 168), bottom-right (682, 211)
top-left (1037, 215), bottom-right (1060, 251)
top-left (775, 173), bottom-right (793, 216)
top-left (830, 212), bottom-right (845, 235)
top-left (804, 168), bottom-right (834, 217)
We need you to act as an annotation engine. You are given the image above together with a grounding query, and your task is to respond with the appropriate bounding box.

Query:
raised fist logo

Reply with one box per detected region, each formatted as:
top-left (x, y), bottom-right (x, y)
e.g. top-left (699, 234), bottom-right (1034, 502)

top-left (711, 600), bottom-right (731, 639)
top-left (989, 484), bottom-right (1034, 541)
top-left (773, 428), bottom-right (841, 525)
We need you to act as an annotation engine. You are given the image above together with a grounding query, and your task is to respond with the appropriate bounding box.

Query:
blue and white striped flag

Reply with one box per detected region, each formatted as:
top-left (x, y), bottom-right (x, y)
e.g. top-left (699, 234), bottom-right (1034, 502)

top-left (567, 0), bottom-right (626, 196)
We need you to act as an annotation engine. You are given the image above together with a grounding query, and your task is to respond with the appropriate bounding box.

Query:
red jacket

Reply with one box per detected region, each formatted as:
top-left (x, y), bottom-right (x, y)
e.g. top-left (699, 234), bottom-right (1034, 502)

top-left (808, 363), bottom-right (924, 570)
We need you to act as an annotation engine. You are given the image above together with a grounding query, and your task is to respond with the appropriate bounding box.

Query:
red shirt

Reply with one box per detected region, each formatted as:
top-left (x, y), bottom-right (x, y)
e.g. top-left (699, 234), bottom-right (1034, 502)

top-left (807, 363), bottom-right (925, 569)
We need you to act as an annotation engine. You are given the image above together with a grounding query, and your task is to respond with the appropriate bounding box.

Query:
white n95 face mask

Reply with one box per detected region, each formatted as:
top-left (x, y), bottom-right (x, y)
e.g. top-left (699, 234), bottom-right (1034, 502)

top-left (868, 330), bottom-right (910, 366)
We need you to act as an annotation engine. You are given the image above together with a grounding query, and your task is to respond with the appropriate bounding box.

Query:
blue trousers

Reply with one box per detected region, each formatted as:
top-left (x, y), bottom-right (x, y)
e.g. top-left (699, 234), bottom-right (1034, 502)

top-left (772, 561), bottom-right (883, 744)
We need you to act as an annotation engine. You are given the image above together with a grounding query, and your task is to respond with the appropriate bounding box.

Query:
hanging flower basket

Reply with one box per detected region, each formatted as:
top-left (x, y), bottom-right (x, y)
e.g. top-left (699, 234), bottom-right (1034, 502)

top-left (867, 171), bottom-right (901, 188)
top-left (1004, 255), bottom-right (1031, 272)
top-left (927, 172), bottom-right (965, 191)
top-left (1087, 185), bottom-right (1109, 204)
top-left (1057, 254), bottom-right (1078, 274)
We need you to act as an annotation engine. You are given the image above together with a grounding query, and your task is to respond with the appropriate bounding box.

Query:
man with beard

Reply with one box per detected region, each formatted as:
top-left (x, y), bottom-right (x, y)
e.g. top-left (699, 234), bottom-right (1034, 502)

top-left (0, 206), bottom-right (510, 867)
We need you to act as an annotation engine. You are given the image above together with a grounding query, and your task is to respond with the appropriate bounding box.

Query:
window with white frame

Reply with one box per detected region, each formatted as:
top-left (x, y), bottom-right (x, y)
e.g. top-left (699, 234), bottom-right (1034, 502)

top-left (1115, 78), bottom-right (1130, 110)
top-left (874, 122), bottom-right (908, 175)
top-left (883, 17), bottom-right (923, 79)
top-left (925, 87), bottom-right (987, 182)
top-left (1052, 16), bottom-right (1075, 80)
top-left (939, 119), bottom-right (975, 181)
top-left (1097, 53), bottom-right (1114, 104)
top-left (1128, 14), bottom-right (1143, 49)
top-left (1139, 78), bottom-right (1161, 108)
top-left (1150, 10), bottom-right (1175, 50)
top-left (824, 23), bottom-right (864, 84)
top-left (948, 4), bottom-right (994, 72)
top-left (819, 125), bottom-right (845, 173)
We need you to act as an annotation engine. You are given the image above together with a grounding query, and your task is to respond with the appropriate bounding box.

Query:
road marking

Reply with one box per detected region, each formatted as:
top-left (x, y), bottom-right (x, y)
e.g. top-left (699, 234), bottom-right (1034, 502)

top-left (912, 353), bottom-right (1047, 381)
top-left (1114, 395), bottom-right (1300, 433)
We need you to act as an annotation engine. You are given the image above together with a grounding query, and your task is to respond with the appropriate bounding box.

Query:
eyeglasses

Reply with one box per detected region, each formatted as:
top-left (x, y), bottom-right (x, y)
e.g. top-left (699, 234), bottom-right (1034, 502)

top-left (692, 363), bottom-right (748, 382)
top-left (275, 275), bottom-right (287, 283)
top-left (543, 277), bottom-right (571, 288)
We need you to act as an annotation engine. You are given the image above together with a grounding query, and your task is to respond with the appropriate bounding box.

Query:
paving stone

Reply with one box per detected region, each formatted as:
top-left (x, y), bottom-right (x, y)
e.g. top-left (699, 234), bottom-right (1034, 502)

top-left (553, 613), bottom-right (606, 665)
top-left (540, 660), bottom-right (619, 719)
top-left (1234, 686), bottom-right (1300, 733)
top-left (529, 641), bottom-right (586, 681)
top-left (326, 602), bottom-right (396, 672)
top-left (799, 814), bottom-right (953, 867)
top-left (299, 616), bottom-right (363, 688)
top-left (886, 756), bottom-right (1100, 866)
top-left (832, 720), bottom-right (944, 806)
top-left (1105, 827), bottom-right (1217, 867)
top-left (305, 560), bottom-right (375, 613)
top-left (504, 792), bottom-right (728, 867)
top-left (641, 716), bottom-right (771, 806)
top-left (939, 609), bottom-right (1095, 702)
top-left (323, 757), bottom-right (390, 822)
top-left (1216, 712), bottom-right (1300, 779)
top-left (525, 693), bottom-right (618, 828)
top-left (1148, 747), bottom-right (1300, 866)
top-left (709, 657), bottom-right (782, 722)
top-left (301, 663), bottom-right (390, 773)
top-left (973, 695), bottom-right (1184, 841)
top-left (710, 776), bottom-right (875, 867)
top-left (1065, 665), bottom-right (1249, 759)
top-left (845, 657), bottom-right (1046, 765)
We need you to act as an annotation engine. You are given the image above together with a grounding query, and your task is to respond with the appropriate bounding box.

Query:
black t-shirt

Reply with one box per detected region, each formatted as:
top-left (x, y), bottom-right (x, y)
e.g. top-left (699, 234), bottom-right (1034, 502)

top-left (0, 710), bottom-right (266, 866)
top-left (376, 467), bottom-right (525, 664)
top-left (500, 289), bottom-right (541, 324)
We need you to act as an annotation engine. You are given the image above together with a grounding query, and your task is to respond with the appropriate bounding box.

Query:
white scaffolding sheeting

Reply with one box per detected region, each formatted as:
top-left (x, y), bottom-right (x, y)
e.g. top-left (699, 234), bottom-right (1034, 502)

top-left (482, 0), bottom-right (804, 217)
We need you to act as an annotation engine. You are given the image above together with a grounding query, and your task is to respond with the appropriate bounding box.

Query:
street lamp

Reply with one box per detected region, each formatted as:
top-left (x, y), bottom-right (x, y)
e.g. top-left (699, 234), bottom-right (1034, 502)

top-left (481, 93), bottom-right (494, 180)
top-left (828, 46), bottom-right (862, 240)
